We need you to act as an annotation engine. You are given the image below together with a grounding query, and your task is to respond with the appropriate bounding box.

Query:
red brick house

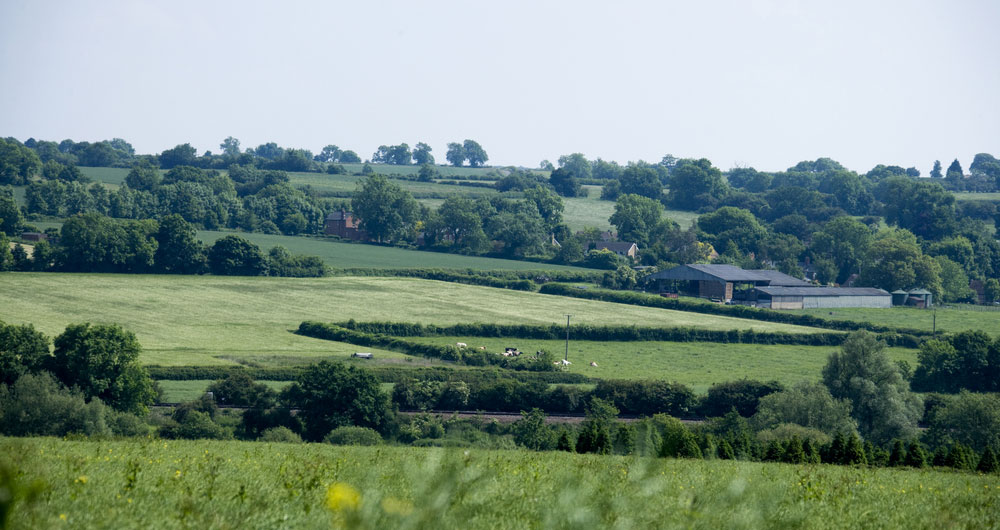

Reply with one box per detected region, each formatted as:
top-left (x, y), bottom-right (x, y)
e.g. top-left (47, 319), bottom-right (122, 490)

top-left (324, 210), bottom-right (368, 241)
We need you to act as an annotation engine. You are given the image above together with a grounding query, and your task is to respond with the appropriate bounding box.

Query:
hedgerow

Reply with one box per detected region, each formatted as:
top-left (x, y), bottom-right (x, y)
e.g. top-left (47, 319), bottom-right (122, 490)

top-left (538, 283), bottom-right (931, 340)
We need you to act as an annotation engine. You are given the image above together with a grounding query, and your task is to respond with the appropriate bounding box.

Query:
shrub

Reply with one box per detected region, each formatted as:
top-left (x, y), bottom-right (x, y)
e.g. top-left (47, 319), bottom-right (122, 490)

top-left (0, 372), bottom-right (108, 437)
top-left (699, 379), bottom-right (784, 418)
top-left (159, 410), bottom-right (231, 440)
top-left (260, 426), bottom-right (303, 443)
top-left (324, 426), bottom-right (383, 446)
top-left (105, 410), bottom-right (150, 437)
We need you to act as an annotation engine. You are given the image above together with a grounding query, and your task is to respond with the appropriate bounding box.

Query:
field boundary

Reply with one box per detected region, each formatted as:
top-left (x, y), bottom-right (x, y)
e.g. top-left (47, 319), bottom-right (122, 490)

top-left (306, 320), bottom-right (922, 349)
top-left (538, 283), bottom-right (932, 339)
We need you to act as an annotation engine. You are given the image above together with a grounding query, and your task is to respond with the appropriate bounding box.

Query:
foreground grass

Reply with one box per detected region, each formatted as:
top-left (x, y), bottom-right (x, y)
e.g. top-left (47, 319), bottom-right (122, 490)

top-left (789, 305), bottom-right (1000, 336)
top-left (195, 230), bottom-right (590, 271)
top-left (2, 438), bottom-right (996, 529)
top-left (0, 273), bottom-right (821, 367)
top-left (408, 337), bottom-right (916, 392)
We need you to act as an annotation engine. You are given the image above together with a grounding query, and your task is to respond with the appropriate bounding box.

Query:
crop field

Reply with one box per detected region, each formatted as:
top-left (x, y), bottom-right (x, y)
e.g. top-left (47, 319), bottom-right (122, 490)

top-left (0, 273), bottom-right (821, 367)
top-left (2, 438), bottom-right (997, 529)
top-left (789, 305), bottom-right (1000, 336)
top-left (953, 192), bottom-right (1000, 201)
top-left (195, 230), bottom-right (591, 271)
top-left (407, 337), bottom-right (916, 393)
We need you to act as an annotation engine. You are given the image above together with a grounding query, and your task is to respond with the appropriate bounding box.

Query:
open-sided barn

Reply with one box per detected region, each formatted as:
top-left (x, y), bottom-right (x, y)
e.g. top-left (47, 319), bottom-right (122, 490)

top-left (646, 264), bottom-right (891, 309)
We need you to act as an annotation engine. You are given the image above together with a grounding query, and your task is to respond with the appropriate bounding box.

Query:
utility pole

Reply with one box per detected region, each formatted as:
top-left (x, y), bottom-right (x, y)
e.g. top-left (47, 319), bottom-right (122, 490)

top-left (933, 307), bottom-right (937, 336)
top-left (564, 314), bottom-right (572, 362)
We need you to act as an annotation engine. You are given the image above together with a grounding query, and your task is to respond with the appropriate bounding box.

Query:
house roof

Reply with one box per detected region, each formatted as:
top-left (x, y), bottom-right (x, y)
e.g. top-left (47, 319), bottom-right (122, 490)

top-left (908, 289), bottom-right (932, 295)
top-left (756, 286), bottom-right (890, 297)
top-left (593, 242), bottom-right (637, 252)
top-left (326, 210), bottom-right (352, 221)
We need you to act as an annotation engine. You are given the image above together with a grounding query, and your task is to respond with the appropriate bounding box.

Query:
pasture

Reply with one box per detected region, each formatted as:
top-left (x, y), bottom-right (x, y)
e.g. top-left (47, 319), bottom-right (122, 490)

top-left (3, 438), bottom-right (997, 529)
top-left (0, 273), bottom-right (822, 367)
top-left (789, 305), bottom-right (1000, 336)
top-left (953, 192), bottom-right (1000, 201)
top-left (194, 230), bottom-right (591, 271)
top-left (408, 337), bottom-right (916, 393)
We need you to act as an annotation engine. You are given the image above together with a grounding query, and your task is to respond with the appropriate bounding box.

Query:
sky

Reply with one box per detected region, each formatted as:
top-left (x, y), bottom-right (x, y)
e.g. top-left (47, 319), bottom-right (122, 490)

top-left (1, 0), bottom-right (998, 174)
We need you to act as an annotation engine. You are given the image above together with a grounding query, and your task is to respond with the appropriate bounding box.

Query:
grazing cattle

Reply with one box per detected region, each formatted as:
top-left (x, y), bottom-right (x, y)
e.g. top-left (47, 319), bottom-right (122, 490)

top-left (478, 346), bottom-right (486, 350)
top-left (558, 359), bottom-right (572, 366)
top-left (590, 362), bottom-right (598, 367)
top-left (456, 342), bottom-right (467, 348)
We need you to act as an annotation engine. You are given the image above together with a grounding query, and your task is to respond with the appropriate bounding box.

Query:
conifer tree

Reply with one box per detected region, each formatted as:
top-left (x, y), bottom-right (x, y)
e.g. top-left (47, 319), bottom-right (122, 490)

top-left (888, 440), bottom-right (907, 467)
top-left (904, 441), bottom-right (928, 468)
top-left (977, 446), bottom-right (999, 474)
top-left (717, 439), bottom-right (735, 460)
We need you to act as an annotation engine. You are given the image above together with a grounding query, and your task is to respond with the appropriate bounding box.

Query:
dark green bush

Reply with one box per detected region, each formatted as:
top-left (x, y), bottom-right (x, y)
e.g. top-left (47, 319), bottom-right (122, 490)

top-left (323, 426), bottom-right (383, 446)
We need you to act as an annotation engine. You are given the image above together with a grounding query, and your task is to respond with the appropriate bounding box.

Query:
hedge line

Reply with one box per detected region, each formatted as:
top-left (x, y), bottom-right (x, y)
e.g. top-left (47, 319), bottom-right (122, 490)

top-left (296, 322), bottom-right (564, 370)
top-left (335, 267), bottom-right (602, 285)
top-left (538, 283), bottom-right (932, 337)
top-left (329, 320), bottom-right (923, 348)
top-left (147, 364), bottom-right (590, 385)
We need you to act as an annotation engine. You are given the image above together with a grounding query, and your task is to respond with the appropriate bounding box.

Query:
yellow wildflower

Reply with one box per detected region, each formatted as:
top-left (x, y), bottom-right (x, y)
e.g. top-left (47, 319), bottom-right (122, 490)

top-left (75, 476), bottom-right (87, 484)
top-left (326, 482), bottom-right (361, 512)
top-left (59, 514), bottom-right (67, 521)
top-left (381, 497), bottom-right (414, 516)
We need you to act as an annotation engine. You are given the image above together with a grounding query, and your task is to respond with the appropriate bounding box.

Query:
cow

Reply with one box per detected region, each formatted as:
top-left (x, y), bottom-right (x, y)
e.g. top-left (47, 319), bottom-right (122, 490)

top-left (456, 342), bottom-right (467, 348)
top-left (590, 361), bottom-right (598, 367)
top-left (478, 346), bottom-right (486, 350)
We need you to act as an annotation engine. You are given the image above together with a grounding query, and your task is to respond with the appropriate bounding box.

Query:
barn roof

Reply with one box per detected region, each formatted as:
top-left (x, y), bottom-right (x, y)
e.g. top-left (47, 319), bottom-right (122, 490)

top-left (748, 269), bottom-right (813, 287)
top-left (646, 264), bottom-right (807, 284)
top-left (756, 286), bottom-right (890, 297)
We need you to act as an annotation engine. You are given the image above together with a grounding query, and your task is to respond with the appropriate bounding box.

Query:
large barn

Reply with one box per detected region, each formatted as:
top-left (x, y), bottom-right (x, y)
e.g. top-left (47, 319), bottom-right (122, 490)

top-left (645, 264), bottom-right (811, 302)
top-left (646, 264), bottom-right (891, 309)
top-left (753, 286), bottom-right (891, 309)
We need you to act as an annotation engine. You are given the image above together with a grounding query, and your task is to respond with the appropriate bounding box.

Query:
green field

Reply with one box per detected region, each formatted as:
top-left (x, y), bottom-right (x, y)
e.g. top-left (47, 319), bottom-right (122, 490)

top-left (953, 192), bottom-right (1000, 201)
top-left (157, 379), bottom-right (293, 402)
top-left (195, 230), bottom-right (592, 271)
top-left (789, 305), bottom-right (1000, 336)
top-left (0, 273), bottom-right (822, 367)
top-left (79, 166), bottom-right (130, 185)
top-left (2, 438), bottom-right (996, 529)
top-left (408, 337), bottom-right (914, 392)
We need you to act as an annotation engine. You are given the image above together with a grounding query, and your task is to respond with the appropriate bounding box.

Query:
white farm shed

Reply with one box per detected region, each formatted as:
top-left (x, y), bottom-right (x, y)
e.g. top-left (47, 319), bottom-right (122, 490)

top-left (754, 286), bottom-right (891, 309)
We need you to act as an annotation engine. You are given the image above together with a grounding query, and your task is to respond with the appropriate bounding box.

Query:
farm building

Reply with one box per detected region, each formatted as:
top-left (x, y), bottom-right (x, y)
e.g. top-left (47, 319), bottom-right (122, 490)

top-left (753, 286), bottom-right (891, 309)
top-left (646, 264), bottom-right (891, 309)
top-left (646, 264), bottom-right (810, 302)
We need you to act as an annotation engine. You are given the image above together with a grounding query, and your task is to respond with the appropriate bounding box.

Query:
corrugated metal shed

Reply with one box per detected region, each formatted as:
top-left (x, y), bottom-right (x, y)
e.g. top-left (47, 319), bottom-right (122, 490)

top-left (756, 287), bottom-right (890, 297)
top-left (749, 270), bottom-right (813, 287)
top-left (647, 264), bottom-right (764, 282)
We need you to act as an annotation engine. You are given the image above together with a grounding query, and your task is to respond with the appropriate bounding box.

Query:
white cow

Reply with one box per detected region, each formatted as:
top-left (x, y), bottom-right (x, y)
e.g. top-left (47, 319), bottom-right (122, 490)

top-left (559, 359), bottom-right (572, 366)
top-left (456, 342), bottom-right (467, 348)
top-left (590, 362), bottom-right (598, 367)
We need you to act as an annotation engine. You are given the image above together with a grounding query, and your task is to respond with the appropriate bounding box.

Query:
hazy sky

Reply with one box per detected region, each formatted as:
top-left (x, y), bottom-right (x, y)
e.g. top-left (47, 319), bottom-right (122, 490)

top-left (2, 0), bottom-right (998, 174)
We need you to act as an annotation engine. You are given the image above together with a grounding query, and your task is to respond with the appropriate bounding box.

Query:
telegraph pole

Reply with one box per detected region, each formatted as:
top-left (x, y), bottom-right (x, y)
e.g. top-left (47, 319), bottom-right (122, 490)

top-left (564, 314), bottom-right (572, 362)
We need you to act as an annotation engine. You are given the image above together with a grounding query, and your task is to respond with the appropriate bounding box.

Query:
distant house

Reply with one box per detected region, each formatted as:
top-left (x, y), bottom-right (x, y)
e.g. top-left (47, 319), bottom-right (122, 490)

top-left (324, 210), bottom-right (368, 241)
top-left (592, 241), bottom-right (638, 259)
top-left (20, 232), bottom-right (47, 242)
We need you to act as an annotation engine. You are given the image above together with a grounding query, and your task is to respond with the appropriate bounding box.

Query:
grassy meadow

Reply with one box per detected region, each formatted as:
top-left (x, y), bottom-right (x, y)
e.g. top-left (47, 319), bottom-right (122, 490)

top-left (0, 273), bottom-right (822, 367)
top-left (194, 230), bottom-right (591, 271)
top-left (408, 337), bottom-right (916, 393)
top-left (2, 437), bottom-right (997, 529)
top-left (953, 192), bottom-right (1000, 201)
top-left (789, 305), bottom-right (1000, 336)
